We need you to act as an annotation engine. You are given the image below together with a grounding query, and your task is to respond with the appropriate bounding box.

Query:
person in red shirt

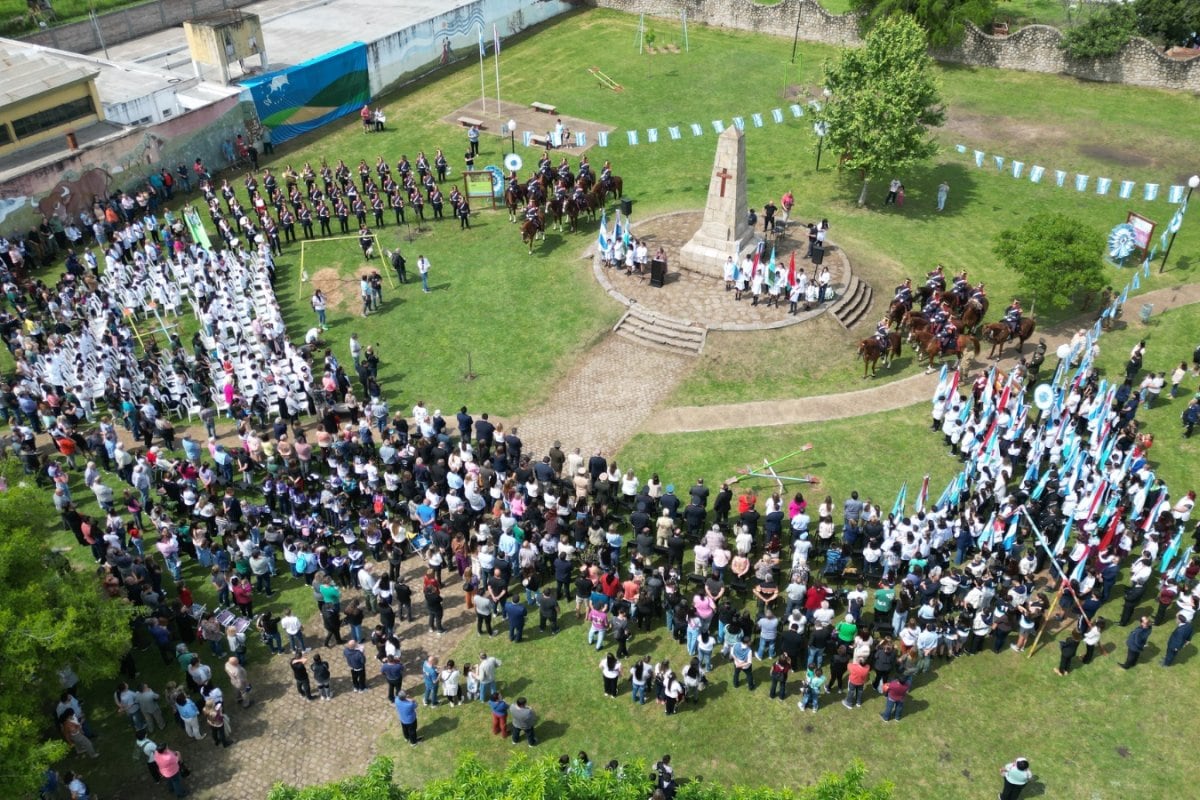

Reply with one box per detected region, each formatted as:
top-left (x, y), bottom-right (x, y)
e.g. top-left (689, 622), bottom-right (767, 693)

top-left (844, 657), bottom-right (871, 708)
top-left (805, 581), bottom-right (830, 614)
top-left (880, 675), bottom-right (911, 721)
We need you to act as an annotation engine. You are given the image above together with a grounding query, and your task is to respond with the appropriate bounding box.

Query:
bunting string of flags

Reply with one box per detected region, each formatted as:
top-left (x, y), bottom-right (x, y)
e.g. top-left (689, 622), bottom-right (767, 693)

top-left (952, 143), bottom-right (1185, 203)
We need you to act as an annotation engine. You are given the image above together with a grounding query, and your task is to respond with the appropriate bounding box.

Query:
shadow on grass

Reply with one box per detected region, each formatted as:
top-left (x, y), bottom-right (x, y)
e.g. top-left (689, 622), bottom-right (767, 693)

top-left (536, 719), bottom-right (569, 742)
top-left (423, 714), bottom-right (460, 740)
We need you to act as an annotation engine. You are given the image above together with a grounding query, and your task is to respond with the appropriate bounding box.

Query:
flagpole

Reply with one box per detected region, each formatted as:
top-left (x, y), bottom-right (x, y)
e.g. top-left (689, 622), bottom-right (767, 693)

top-left (478, 24), bottom-right (487, 114)
top-left (493, 24), bottom-right (502, 113)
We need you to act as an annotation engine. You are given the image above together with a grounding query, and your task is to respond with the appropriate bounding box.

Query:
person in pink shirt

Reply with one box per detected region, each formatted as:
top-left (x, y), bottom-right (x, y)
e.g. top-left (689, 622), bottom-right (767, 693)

top-left (153, 743), bottom-right (187, 797)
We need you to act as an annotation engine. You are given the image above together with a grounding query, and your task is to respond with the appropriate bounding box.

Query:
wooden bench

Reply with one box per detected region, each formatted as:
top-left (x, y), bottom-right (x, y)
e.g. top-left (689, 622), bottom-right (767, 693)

top-left (529, 134), bottom-right (550, 147)
top-left (530, 102), bottom-right (557, 114)
top-left (457, 116), bottom-right (484, 128)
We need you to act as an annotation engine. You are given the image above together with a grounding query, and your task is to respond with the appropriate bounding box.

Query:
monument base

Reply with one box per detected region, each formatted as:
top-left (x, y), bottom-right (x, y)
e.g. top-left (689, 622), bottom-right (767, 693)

top-left (678, 231), bottom-right (758, 279)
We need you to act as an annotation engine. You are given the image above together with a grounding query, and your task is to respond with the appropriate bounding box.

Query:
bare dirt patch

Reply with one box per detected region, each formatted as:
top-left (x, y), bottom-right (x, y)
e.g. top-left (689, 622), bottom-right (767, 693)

top-left (943, 110), bottom-right (1072, 150)
top-left (310, 266), bottom-right (375, 312)
top-left (1078, 144), bottom-right (1152, 169)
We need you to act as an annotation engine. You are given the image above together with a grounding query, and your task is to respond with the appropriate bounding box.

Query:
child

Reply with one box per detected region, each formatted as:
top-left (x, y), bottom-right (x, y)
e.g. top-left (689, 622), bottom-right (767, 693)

top-left (798, 664), bottom-right (826, 713)
top-left (488, 692), bottom-right (509, 736)
top-left (465, 663), bottom-right (479, 702)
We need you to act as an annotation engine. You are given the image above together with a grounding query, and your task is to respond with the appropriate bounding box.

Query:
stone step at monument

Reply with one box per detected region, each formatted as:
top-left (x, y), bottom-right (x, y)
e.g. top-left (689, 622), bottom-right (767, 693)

top-left (831, 276), bottom-right (874, 330)
top-left (625, 302), bottom-right (703, 334)
top-left (612, 309), bottom-right (705, 357)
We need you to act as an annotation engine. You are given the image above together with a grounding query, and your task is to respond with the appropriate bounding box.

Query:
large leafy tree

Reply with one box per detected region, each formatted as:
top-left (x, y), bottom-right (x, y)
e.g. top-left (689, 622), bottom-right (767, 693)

top-left (993, 213), bottom-right (1106, 309)
top-left (0, 469), bottom-right (133, 796)
top-left (1133, 0), bottom-right (1200, 49)
top-left (1059, 4), bottom-right (1136, 59)
top-left (816, 15), bottom-right (946, 206)
top-left (851, 0), bottom-right (997, 47)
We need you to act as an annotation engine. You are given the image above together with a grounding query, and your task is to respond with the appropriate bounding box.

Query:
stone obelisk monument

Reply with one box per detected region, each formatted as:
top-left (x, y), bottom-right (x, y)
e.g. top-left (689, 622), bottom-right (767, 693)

top-left (679, 125), bottom-right (755, 278)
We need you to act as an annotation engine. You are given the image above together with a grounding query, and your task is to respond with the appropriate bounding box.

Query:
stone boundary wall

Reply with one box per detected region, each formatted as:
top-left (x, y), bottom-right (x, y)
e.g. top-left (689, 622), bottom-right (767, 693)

top-left (589, 0), bottom-right (1200, 92)
top-left (21, 0), bottom-right (256, 54)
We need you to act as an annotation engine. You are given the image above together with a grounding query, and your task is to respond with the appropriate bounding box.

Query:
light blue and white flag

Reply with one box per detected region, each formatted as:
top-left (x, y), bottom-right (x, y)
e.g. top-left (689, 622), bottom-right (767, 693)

top-left (751, 113), bottom-right (763, 128)
top-left (955, 143), bottom-right (967, 153)
top-left (789, 104), bottom-right (803, 117)
top-left (994, 155), bottom-right (1006, 171)
top-left (712, 120), bottom-right (725, 133)
top-left (1119, 180), bottom-right (1135, 199)
top-left (732, 116), bottom-right (745, 131)
top-left (1096, 177), bottom-right (1111, 195)
top-left (1012, 161), bottom-right (1024, 179)
top-left (772, 108), bottom-right (784, 123)
top-left (690, 123), bottom-right (703, 136)
top-left (646, 128), bottom-right (658, 143)
top-left (597, 209), bottom-right (608, 251)
top-left (1169, 185), bottom-right (1186, 203)
top-left (668, 126), bottom-right (681, 140)
top-left (575, 132), bottom-right (587, 147)
top-left (1143, 258), bottom-right (1151, 278)
top-left (1075, 174), bottom-right (1089, 192)
top-left (808, 100), bottom-right (822, 112)
top-left (1132, 271), bottom-right (1141, 290)
top-left (598, 131), bottom-right (609, 147)
top-left (1029, 165), bottom-right (1045, 183)
top-left (626, 130), bottom-right (638, 146)
top-left (1144, 183), bottom-right (1159, 201)
top-left (1055, 170), bottom-right (1068, 187)
top-left (974, 150), bottom-right (985, 168)
top-left (522, 131), bottom-right (533, 147)
top-left (1160, 230), bottom-right (1170, 252)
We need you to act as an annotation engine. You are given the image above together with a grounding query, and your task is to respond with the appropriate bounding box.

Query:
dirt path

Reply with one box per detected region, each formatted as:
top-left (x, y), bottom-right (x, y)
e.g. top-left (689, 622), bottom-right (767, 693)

top-left (641, 284), bottom-right (1200, 435)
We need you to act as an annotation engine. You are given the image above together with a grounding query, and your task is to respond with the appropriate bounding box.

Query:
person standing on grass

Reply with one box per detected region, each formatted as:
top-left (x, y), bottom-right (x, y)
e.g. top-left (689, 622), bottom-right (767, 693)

top-left (422, 656), bottom-right (440, 708)
top-left (1055, 631), bottom-right (1082, 676)
top-left (999, 757), bottom-right (1033, 800)
top-left (311, 290), bottom-right (328, 330)
top-left (1171, 362), bottom-right (1187, 398)
top-left (489, 692), bottom-right (509, 736)
top-left (1120, 616), bottom-right (1153, 669)
top-left (1163, 613), bottom-right (1194, 666)
top-left (153, 744), bottom-right (188, 798)
top-left (510, 697), bottom-right (538, 746)
top-left (880, 674), bottom-right (910, 722)
top-left (478, 653), bottom-right (501, 703)
top-left (769, 652), bottom-right (791, 700)
top-left (937, 181), bottom-right (949, 212)
top-left (417, 255), bottom-right (431, 293)
top-left (731, 636), bottom-right (758, 690)
top-left (600, 652), bottom-right (622, 698)
top-left (798, 664), bottom-right (826, 713)
top-left (844, 656), bottom-right (870, 709)
top-left (394, 691), bottom-right (422, 746)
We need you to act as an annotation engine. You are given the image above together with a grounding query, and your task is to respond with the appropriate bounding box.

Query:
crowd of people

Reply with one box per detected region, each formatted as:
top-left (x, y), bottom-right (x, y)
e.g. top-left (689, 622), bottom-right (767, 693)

top-left (9, 131), bottom-right (1198, 800)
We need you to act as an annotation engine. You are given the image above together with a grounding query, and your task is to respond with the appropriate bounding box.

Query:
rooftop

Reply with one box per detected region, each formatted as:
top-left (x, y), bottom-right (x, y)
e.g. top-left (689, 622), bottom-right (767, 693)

top-left (0, 42), bottom-right (98, 106)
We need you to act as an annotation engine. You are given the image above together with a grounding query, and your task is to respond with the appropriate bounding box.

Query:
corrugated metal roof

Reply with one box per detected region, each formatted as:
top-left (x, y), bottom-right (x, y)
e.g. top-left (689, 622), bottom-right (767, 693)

top-left (0, 43), bottom-right (98, 107)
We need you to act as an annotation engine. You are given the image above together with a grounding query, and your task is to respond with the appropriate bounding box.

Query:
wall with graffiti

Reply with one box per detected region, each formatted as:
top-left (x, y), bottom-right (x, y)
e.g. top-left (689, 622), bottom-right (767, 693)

top-left (366, 0), bottom-right (575, 97)
top-left (0, 95), bottom-right (255, 236)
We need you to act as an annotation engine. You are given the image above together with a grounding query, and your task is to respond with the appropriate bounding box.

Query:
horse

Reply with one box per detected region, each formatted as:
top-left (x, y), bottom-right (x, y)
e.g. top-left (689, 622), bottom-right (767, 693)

top-left (912, 331), bottom-right (979, 373)
top-left (982, 318), bottom-right (1037, 360)
top-left (857, 332), bottom-right (902, 378)
top-left (886, 299), bottom-right (908, 330)
top-left (592, 174), bottom-right (624, 205)
top-left (521, 211), bottom-right (545, 254)
top-left (549, 198), bottom-right (566, 232)
top-left (960, 297), bottom-right (988, 331)
top-left (504, 185), bottom-right (526, 222)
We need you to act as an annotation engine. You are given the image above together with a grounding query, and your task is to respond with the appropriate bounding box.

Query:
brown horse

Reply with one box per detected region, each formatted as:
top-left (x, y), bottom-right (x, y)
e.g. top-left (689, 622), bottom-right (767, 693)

top-left (886, 300), bottom-right (908, 329)
top-left (912, 331), bottom-right (979, 373)
top-left (959, 297), bottom-right (988, 331)
top-left (982, 318), bottom-right (1037, 359)
top-left (592, 175), bottom-right (624, 206)
top-left (857, 332), bottom-right (902, 378)
top-left (521, 211), bottom-right (545, 254)
top-left (902, 310), bottom-right (963, 342)
top-left (505, 185), bottom-right (526, 222)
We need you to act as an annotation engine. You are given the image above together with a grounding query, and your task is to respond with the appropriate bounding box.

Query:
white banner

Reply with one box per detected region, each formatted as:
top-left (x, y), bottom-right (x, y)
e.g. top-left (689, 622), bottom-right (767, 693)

top-left (1029, 165), bottom-right (1045, 183)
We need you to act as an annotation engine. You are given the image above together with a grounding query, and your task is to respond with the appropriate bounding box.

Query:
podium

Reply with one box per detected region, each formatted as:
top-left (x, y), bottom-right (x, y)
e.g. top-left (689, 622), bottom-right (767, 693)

top-left (649, 258), bottom-right (666, 288)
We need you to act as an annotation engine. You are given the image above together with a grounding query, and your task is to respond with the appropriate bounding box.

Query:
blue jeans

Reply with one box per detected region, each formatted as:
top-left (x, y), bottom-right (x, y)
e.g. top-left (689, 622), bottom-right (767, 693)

top-left (699, 650), bottom-right (713, 672)
top-left (757, 638), bottom-right (776, 659)
top-left (807, 645), bottom-right (824, 668)
top-left (587, 627), bottom-right (605, 649)
top-left (164, 773), bottom-right (186, 797)
top-left (423, 680), bottom-right (438, 706)
top-left (479, 680), bottom-right (495, 703)
top-left (686, 627), bottom-right (699, 656)
top-left (846, 683), bottom-right (864, 706)
top-left (349, 623), bottom-right (364, 642)
top-left (287, 632), bottom-right (307, 652)
top-left (881, 699), bottom-right (904, 720)
top-left (420, 272), bottom-right (429, 292)
top-left (632, 682), bottom-right (647, 704)
top-left (317, 309), bottom-right (327, 326)
top-left (264, 631), bottom-right (283, 654)
top-left (800, 686), bottom-right (820, 710)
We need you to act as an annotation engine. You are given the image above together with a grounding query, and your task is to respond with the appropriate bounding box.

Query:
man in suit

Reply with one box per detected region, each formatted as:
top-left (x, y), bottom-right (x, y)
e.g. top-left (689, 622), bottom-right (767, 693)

top-left (474, 413), bottom-right (495, 459)
top-left (1121, 616), bottom-right (1153, 669)
top-left (1162, 613), bottom-right (1194, 666)
top-left (588, 450), bottom-right (607, 485)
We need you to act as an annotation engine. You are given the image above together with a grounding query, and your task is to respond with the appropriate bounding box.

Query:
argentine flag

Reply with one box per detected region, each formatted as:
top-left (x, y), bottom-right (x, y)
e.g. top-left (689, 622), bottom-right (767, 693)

top-left (597, 209), bottom-right (608, 251)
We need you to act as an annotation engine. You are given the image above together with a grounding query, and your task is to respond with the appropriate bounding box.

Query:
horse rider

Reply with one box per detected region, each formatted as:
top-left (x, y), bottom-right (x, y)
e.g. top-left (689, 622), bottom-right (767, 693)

top-left (554, 179), bottom-right (568, 208)
top-left (925, 265), bottom-right (946, 295)
top-left (600, 160), bottom-right (614, 191)
top-left (507, 172), bottom-right (522, 196)
top-left (939, 318), bottom-right (959, 354)
top-left (951, 270), bottom-right (970, 305)
top-left (525, 200), bottom-right (543, 231)
top-left (578, 157), bottom-right (593, 184)
top-left (1003, 299), bottom-right (1022, 336)
top-left (874, 318), bottom-right (891, 350)
top-left (571, 181), bottom-right (587, 207)
top-left (538, 152), bottom-right (552, 172)
top-left (927, 300), bottom-right (950, 336)
top-left (557, 158), bottom-right (572, 182)
top-left (969, 282), bottom-right (987, 308)
top-left (893, 278), bottom-right (914, 311)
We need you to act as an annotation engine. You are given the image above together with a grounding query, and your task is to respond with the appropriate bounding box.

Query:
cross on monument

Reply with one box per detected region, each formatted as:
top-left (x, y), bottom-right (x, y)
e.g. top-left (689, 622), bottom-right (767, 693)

top-left (715, 167), bottom-right (732, 197)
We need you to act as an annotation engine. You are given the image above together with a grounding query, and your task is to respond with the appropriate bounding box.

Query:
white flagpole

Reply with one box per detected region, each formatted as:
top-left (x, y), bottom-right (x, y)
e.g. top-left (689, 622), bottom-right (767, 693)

top-left (493, 24), bottom-right (502, 112)
top-left (478, 24), bottom-right (487, 114)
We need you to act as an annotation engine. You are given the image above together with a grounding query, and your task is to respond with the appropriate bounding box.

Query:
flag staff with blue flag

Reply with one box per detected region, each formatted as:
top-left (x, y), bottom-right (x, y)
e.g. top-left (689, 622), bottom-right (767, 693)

top-left (597, 208), bottom-right (609, 254)
top-left (477, 24), bottom-right (488, 113)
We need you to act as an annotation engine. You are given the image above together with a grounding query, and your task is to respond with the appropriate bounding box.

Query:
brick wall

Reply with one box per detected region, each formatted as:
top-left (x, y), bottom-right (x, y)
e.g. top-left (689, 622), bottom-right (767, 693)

top-left (21, 0), bottom-right (257, 54)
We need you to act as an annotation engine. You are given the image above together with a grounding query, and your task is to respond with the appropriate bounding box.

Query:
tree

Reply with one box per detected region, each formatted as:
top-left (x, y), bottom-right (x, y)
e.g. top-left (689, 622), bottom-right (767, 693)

top-left (1059, 4), bottom-right (1136, 59)
top-left (1133, 0), bottom-right (1200, 49)
top-left (993, 213), bottom-right (1106, 309)
top-left (851, 0), bottom-right (997, 48)
top-left (0, 466), bottom-right (133, 797)
top-left (816, 15), bottom-right (945, 206)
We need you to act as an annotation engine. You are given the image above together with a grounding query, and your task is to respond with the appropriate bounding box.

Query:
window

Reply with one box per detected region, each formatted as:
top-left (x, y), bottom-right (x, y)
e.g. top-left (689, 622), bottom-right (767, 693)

top-left (11, 94), bottom-right (96, 139)
top-left (0, 124), bottom-right (11, 145)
